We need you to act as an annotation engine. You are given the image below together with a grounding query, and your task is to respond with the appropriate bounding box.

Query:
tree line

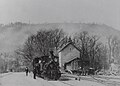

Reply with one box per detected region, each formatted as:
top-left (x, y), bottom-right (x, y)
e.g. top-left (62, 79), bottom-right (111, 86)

top-left (14, 29), bottom-right (120, 72)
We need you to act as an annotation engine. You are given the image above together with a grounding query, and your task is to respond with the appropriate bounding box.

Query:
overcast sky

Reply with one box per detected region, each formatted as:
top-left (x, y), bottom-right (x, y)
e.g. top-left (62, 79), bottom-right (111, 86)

top-left (0, 0), bottom-right (119, 30)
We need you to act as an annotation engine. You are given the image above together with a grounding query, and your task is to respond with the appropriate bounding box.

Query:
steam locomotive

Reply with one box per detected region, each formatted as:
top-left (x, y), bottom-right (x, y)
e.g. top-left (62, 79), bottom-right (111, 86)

top-left (32, 52), bottom-right (61, 80)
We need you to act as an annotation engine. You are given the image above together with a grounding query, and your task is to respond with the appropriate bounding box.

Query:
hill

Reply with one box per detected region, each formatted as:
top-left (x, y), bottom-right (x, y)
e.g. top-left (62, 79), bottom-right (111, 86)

top-left (0, 22), bottom-right (120, 53)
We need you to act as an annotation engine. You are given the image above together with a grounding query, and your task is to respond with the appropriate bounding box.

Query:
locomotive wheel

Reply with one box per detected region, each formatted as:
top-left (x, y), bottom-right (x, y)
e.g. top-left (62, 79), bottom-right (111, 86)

top-left (50, 70), bottom-right (61, 80)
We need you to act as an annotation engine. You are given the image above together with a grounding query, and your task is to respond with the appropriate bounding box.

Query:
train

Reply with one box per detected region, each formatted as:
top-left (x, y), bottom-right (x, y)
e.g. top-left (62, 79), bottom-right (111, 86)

top-left (32, 50), bottom-right (96, 80)
top-left (32, 51), bottom-right (61, 80)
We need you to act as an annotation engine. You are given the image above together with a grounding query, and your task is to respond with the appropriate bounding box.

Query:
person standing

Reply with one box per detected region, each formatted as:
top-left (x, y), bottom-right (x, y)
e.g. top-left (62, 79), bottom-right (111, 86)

top-left (33, 67), bottom-right (37, 79)
top-left (25, 67), bottom-right (29, 76)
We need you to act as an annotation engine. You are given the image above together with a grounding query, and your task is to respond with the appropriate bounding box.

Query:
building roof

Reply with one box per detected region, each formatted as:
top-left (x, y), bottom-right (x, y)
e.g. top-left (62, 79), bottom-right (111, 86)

top-left (64, 48), bottom-right (80, 63)
top-left (65, 57), bottom-right (79, 64)
top-left (58, 42), bottom-right (80, 52)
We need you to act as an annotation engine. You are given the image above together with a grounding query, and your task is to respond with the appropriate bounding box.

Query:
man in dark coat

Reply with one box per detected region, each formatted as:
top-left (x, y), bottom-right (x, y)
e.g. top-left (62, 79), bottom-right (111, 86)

top-left (25, 67), bottom-right (29, 76)
top-left (33, 67), bottom-right (37, 79)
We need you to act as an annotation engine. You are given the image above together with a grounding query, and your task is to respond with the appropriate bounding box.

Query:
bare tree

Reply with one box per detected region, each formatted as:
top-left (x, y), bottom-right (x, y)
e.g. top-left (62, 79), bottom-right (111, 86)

top-left (15, 29), bottom-right (68, 64)
top-left (0, 53), bottom-right (15, 73)
top-left (107, 35), bottom-right (120, 64)
top-left (74, 31), bottom-right (108, 70)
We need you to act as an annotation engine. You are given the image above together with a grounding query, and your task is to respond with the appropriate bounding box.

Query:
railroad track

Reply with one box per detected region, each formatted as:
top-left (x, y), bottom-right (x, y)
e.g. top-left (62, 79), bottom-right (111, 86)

top-left (34, 75), bottom-right (75, 86)
top-left (62, 73), bottom-right (120, 86)
top-left (91, 75), bottom-right (120, 86)
top-left (34, 73), bottom-right (120, 86)
top-left (48, 81), bottom-right (75, 86)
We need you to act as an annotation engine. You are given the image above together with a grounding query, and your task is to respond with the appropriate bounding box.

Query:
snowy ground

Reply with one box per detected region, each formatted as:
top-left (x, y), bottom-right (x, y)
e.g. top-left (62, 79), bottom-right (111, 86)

top-left (0, 72), bottom-right (119, 86)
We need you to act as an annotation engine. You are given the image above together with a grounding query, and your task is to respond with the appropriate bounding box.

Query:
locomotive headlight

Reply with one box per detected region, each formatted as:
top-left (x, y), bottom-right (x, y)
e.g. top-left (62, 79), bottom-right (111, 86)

top-left (54, 58), bottom-right (58, 62)
top-left (39, 60), bottom-right (41, 63)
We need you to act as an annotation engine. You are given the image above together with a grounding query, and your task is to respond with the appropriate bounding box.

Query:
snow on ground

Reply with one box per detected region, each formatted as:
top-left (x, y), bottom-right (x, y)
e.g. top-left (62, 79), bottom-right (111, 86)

top-left (0, 72), bottom-right (105, 86)
top-left (1, 72), bottom-right (44, 86)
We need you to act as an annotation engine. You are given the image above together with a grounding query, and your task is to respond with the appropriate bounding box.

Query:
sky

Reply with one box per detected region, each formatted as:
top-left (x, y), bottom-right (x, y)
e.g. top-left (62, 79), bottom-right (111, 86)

top-left (0, 0), bottom-right (119, 30)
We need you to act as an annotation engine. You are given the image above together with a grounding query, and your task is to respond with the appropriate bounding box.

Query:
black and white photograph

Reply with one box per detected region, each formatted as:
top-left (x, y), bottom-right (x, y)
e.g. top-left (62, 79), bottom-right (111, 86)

top-left (0, 0), bottom-right (119, 86)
